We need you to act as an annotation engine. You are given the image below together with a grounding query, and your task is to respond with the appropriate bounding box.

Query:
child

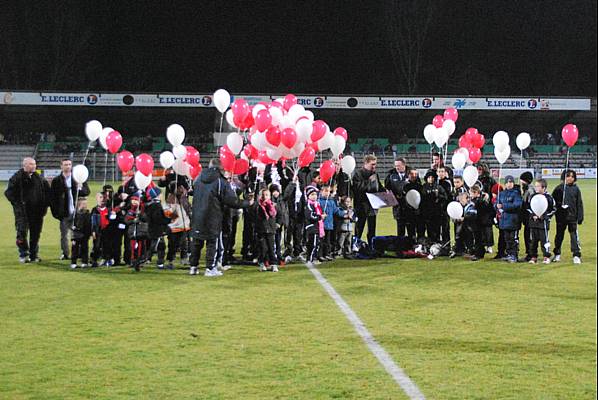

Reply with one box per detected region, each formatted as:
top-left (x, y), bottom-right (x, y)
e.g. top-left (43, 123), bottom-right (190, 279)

top-left (420, 170), bottom-right (448, 243)
top-left (163, 192), bottom-right (191, 269)
top-left (304, 185), bottom-right (325, 266)
top-left (551, 170), bottom-right (583, 263)
top-left (255, 188), bottom-right (279, 272)
top-left (495, 176), bottom-right (523, 263)
top-left (318, 185), bottom-right (346, 261)
top-left (452, 175), bottom-right (467, 200)
top-left (270, 184), bottom-right (289, 267)
top-left (468, 185), bottom-right (490, 260)
top-left (527, 179), bottom-right (555, 264)
top-left (437, 167), bottom-right (453, 244)
top-left (450, 192), bottom-right (473, 258)
top-left (282, 174), bottom-right (304, 262)
top-left (91, 192), bottom-right (112, 267)
top-left (145, 187), bottom-right (171, 269)
top-left (337, 196), bottom-right (356, 259)
top-left (125, 194), bottom-right (148, 272)
top-left (71, 197), bottom-right (92, 269)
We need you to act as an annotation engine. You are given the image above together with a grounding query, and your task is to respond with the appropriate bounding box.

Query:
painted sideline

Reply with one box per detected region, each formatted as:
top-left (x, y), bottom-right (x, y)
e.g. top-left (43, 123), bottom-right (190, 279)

top-left (306, 263), bottom-right (426, 400)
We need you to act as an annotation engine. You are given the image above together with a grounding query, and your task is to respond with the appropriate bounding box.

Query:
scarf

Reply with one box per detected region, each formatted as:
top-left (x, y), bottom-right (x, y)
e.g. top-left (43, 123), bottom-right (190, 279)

top-left (309, 199), bottom-right (325, 238)
top-left (259, 198), bottom-right (277, 220)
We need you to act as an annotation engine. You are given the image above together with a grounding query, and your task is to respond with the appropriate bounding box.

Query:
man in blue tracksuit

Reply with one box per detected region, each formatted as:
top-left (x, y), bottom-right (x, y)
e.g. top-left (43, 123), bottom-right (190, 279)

top-left (495, 175), bottom-right (523, 263)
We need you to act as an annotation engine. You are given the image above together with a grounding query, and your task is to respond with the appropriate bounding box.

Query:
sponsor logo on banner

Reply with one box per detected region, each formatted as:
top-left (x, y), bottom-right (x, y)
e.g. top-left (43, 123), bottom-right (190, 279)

top-left (422, 98), bottom-right (433, 108)
top-left (40, 94), bottom-right (87, 104)
top-left (202, 96), bottom-right (212, 106)
top-left (86, 95), bottom-right (98, 105)
top-left (3, 92), bottom-right (14, 104)
top-left (379, 98), bottom-right (423, 108)
top-left (486, 98), bottom-right (528, 109)
top-left (527, 99), bottom-right (538, 109)
top-left (158, 95), bottom-right (205, 105)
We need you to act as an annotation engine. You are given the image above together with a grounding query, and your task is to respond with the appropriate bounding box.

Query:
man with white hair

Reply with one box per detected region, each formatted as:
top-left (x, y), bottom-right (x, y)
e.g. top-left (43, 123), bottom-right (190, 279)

top-left (4, 157), bottom-right (51, 263)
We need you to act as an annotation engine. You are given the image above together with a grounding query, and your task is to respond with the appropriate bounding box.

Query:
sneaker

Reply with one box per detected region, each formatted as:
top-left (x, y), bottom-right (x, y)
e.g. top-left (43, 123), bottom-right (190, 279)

top-left (506, 256), bottom-right (518, 263)
top-left (70, 264), bottom-right (78, 269)
top-left (325, 256), bottom-right (334, 261)
top-left (284, 255), bottom-right (293, 264)
top-left (216, 261), bottom-right (223, 270)
top-left (107, 259), bottom-right (115, 267)
top-left (19, 256), bottom-right (30, 264)
top-left (297, 255), bottom-right (306, 263)
top-left (59, 254), bottom-right (68, 260)
top-left (157, 264), bottom-right (164, 269)
top-left (542, 257), bottom-right (551, 264)
top-left (272, 265), bottom-right (279, 272)
top-left (470, 256), bottom-right (481, 261)
top-left (552, 255), bottom-right (561, 263)
top-left (528, 258), bottom-right (537, 264)
top-left (352, 244), bottom-right (360, 252)
top-left (221, 265), bottom-right (232, 271)
top-left (573, 256), bottom-right (582, 264)
top-left (81, 263), bottom-right (88, 268)
top-left (181, 258), bottom-right (190, 266)
top-left (449, 251), bottom-right (458, 259)
top-left (189, 267), bottom-right (197, 275)
top-left (204, 268), bottom-right (219, 277)
top-left (486, 246), bottom-right (493, 254)
top-left (258, 263), bottom-right (267, 272)
top-left (306, 261), bottom-right (315, 268)
top-left (314, 260), bottom-right (322, 265)
top-left (166, 263), bottom-right (175, 270)
top-left (30, 257), bottom-right (42, 263)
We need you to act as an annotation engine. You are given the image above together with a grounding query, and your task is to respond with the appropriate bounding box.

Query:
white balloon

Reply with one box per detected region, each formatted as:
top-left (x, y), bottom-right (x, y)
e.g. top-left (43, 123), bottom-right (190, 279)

top-left (134, 171), bottom-right (152, 190)
top-left (85, 120), bottom-right (102, 141)
top-left (446, 201), bottom-right (464, 220)
top-left (340, 156), bottom-right (356, 175)
top-left (317, 131), bottom-right (334, 151)
top-left (530, 194), bottom-right (548, 217)
top-left (494, 145), bottom-right (511, 165)
top-left (226, 132), bottom-right (244, 155)
top-left (251, 131), bottom-right (267, 151)
top-left (72, 165), bottom-right (89, 184)
top-left (451, 152), bottom-right (467, 170)
top-left (166, 124), bottom-right (185, 146)
top-left (291, 142), bottom-right (305, 158)
top-left (463, 166), bottom-right (479, 187)
top-left (269, 106), bottom-right (283, 126)
top-left (266, 147), bottom-right (282, 161)
top-left (159, 151), bottom-right (175, 169)
top-left (295, 119), bottom-right (313, 143)
top-left (423, 124), bottom-right (435, 144)
top-left (442, 119), bottom-right (456, 136)
top-left (330, 136), bottom-right (346, 159)
top-left (172, 159), bottom-right (189, 177)
top-left (213, 89), bottom-right (231, 113)
top-left (173, 145), bottom-right (187, 160)
top-left (279, 114), bottom-right (296, 131)
top-left (225, 109), bottom-right (237, 128)
top-left (493, 130), bottom-right (510, 151)
top-left (287, 104), bottom-right (305, 121)
top-left (434, 126), bottom-right (449, 148)
top-left (406, 189), bottom-right (421, 209)
top-left (516, 132), bottom-right (531, 151)
top-left (303, 110), bottom-right (315, 122)
top-left (99, 127), bottom-right (112, 150)
top-left (251, 104), bottom-right (267, 119)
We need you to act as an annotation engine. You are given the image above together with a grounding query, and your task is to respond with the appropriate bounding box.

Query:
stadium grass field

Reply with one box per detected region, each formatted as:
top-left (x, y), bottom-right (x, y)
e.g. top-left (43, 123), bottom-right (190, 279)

top-left (0, 179), bottom-right (595, 399)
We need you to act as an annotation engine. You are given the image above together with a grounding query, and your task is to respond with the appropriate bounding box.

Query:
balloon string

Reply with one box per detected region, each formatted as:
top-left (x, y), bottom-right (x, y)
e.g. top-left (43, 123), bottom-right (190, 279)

top-left (562, 148), bottom-right (570, 205)
top-left (82, 141), bottom-right (92, 165)
top-left (103, 152), bottom-right (108, 186)
top-left (219, 114), bottom-right (224, 134)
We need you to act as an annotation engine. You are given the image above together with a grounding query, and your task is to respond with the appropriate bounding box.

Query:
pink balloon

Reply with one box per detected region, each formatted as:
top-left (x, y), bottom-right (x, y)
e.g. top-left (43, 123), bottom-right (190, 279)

top-left (458, 135), bottom-right (470, 149)
top-left (106, 130), bottom-right (123, 154)
top-left (471, 133), bottom-right (485, 149)
top-left (255, 109), bottom-right (272, 132)
top-left (243, 144), bottom-right (259, 160)
top-left (561, 124), bottom-right (579, 147)
top-left (468, 147), bottom-right (482, 163)
top-left (233, 158), bottom-right (250, 175)
top-left (281, 128), bottom-right (297, 149)
top-left (266, 127), bottom-right (281, 147)
top-left (333, 127), bottom-right (348, 141)
top-left (464, 127), bottom-right (479, 143)
top-left (188, 163), bottom-right (201, 180)
top-left (219, 150), bottom-right (236, 172)
top-left (258, 150), bottom-right (275, 165)
top-left (443, 107), bottom-right (459, 122)
top-left (117, 151), bottom-right (134, 173)
top-left (135, 153), bottom-right (154, 176)
top-left (319, 160), bottom-right (335, 183)
top-left (432, 115), bottom-right (444, 128)
top-left (231, 98), bottom-right (249, 121)
top-left (185, 146), bottom-right (200, 166)
top-left (283, 94), bottom-right (297, 111)
top-left (298, 147), bottom-right (316, 168)
top-left (311, 120), bottom-right (327, 142)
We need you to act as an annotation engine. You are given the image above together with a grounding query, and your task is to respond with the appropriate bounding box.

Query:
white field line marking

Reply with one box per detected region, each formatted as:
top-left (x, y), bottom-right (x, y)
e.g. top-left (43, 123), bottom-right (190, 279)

top-left (306, 263), bottom-right (426, 400)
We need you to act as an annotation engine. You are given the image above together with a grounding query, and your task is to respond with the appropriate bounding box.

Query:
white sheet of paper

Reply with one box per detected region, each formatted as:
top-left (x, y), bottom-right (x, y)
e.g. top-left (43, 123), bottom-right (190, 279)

top-left (366, 193), bottom-right (387, 210)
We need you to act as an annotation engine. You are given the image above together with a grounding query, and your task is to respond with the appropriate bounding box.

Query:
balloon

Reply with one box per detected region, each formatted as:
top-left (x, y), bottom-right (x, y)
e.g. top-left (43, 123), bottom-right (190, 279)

top-left (251, 104), bottom-right (267, 119)
top-left (283, 94), bottom-right (297, 111)
top-left (117, 151), bottom-right (134, 173)
top-left (255, 109), bottom-right (272, 132)
top-left (135, 153), bottom-right (154, 176)
top-left (290, 142), bottom-right (305, 158)
top-left (172, 159), bottom-right (189, 176)
top-left (243, 144), bottom-right (259, 160)
top-left (99, 127), bottom-right (113, 150)
top-left (561, 124), bottom-right (578, 147)
top-left (493, 130), bottom-right (510, 151)
top-left (106, 130), bottom-right (122, 154)
top-left (446, 201), bottom-right (463, 220)
top-left (251, 131), bottom-right (267, 151)
top-left (237, 112), bottom-right (254, 131)
top-left (434, 127), bottom-right (449, 148)
top-left (406, 189), bottom-right (421, 209)
top-left (258, 150), bottom-right (275, 165)
top-left (134, 171), bottom-right (152, 190)
top-left (269, 100), bottom-right (284, 110)
top-left (340, 155), bottom-right (356, 175)
top-left (213, 89), bottom-right (231, 113)
top-left (330, 136), bottom-right (346, 158)
top-left (465, 127), bottom-right (479, 144)
top-left (287, 104), bottom-right (305, 121)
top-left (471, 133), bottom-right (486, 148)
top-left (451, 152), bottom-right (466, 170)
top-left (231, 98), bottom-right (250, 121)
top-left (187, 163), bottom-right (201, 180)
top-left (233, 158), bottom-right (250, 175)
top-left (85, 120), bottom-right (102, 141)
top-left (311, 120), bottom-right (327, 142)
top-left (185, 146), bottom-right (200, 166)
top-left (317, 131), bottom-right (334, 151)
top-left (456, 147), bottom-right (470, 157)
top-left (333, 127), bottom-right (348, 141)
top-left (530, 194), bottom-right (548, 217)
top-left (296, 118), bottom-right (313, 143)
top-left (166, 124), bottom-right (185, 146)
top-left (516, 132), bottom-right (531, 150)
top-left (226, 132), bottom-right (244, 155)
top-left (432, 115), bottom-right (444, 128)
top-left (319, 160), bottom-right (335, 183)
top-left (269, 106), bottom-right (283, 126)
top-left (265, 126), bottom-right (282, 147)
top-left (468, 147), bottom-right (482, 163)
top-left (423, 124), bottom-right (436, 145)
top-left (442, 119), bottom-right (456, 136)
top-left (281, 128), bottom-right (297, 149)
top-left (463, 166), bottom-right (479, 187)
top-left (159, 151), bottom-right (175, 169)
top-left (72, 165), bottom-right (89, 184)
top-left (443, 107), bottom-right (459, 122)
top-left (225, 109), bottom-right (236, 128)
top-left (266, 146), bottom-right (282, 162)
top-left (494, 145), bottom-right (510, 165)
top-left (219, 150), bottom-right (236, 172)
top-left (298, 147), bottom-right (316, 168)
top-left (458, 135), bottom-right (471, 149)
top-left (173, 145), bottom-right (187, 160)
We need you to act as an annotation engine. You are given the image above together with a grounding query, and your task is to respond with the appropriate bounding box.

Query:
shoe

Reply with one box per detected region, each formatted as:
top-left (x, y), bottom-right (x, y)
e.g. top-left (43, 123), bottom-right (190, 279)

top-left (59, 254), bottom-right (68, 260)
top-left (30, 257), bottom-right (42, 263)
top-left (272, 265), bottom-right (279, 272)
top-left (216, 261), bottom-right (223, 270)
top-left (343, 255), bottom-right (354, 260)
top-left (297, 255), bottom-right (306, 262)
top-left (252, 258), bottom-right (258, 264)
top-left (107, 259), bottom-right (115, 267)
top-left (470, 256), bottom-right (481, 261)
top-left (157, 264), bottom-right (164, 269)
top-left (81, 263), bottom-right (88, 268)
top-left (352, 244), bottom-right (360, 252)
top-left (70, 264), bottom-right (78, 269)
top-left (543, 257), bottom-right (551, 264)
top-left (552, 255), bottom-right (561, 263)
top-left (318, 257), bottom-right (327, 263)
top-left (314, 260), bottom-right (322, 265)
top-left (528, 258), bottom-right (537, 264)
top-left (166, 263), bottom-right (175, 270)
top-left (19, 256), bottom-right (30, 264)
top-left (507, 256), bottom-right (518, 263)
top-left (284, 255), bottom-right (293, 264)
top-left (573, 256), bottom-right (582, 264)
top-left (449, 251), bottom-right (458, 259)
top-left (306, 261), bottom-right (315, 268)
top-left (189, 267), bottom-right (197, 275)
top-left (486, 246), bottom-right (493, 254)
top-left (493, 254), bottom-right (505, 260)
top-left (325, 256), bottom-right (334, 261)
top-left (258, 263), bottom-right (267, 272)
top-left (204, 268), bottom-right (222, 277)
top-left (221, 265), bottom-right (232, 271)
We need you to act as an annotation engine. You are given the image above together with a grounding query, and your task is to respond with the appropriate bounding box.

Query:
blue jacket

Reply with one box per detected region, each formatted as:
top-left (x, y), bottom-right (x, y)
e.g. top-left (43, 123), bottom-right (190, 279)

top-left (319, 196), bottom-right (346, 230)
top-left (496, 188), bottom-right (523, 230)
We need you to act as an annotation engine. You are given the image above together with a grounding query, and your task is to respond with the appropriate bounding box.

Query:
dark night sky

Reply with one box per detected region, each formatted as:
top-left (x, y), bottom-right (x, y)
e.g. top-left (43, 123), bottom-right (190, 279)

top-left (1, 0), bottom-right (596, 96)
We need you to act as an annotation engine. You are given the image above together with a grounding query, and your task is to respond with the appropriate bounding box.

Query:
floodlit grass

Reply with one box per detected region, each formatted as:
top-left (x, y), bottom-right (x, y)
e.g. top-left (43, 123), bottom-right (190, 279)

top-left (0, 179), bottom-right (595, 399)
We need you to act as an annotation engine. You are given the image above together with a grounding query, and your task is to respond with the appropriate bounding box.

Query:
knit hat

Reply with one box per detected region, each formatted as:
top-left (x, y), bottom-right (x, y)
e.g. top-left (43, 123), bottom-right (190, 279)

top-left (269, 184), bottom-right (281, 193)
top-left (130, 194), bottom-right (140, 201)
top-left (504, 175), bottom-right (515, 183)
top-left (424, 169), bottom-right (437, 181)
top-left (519, 171), bottom-right (533, 184)
top-left (305, 185), bottom-right (319, 197)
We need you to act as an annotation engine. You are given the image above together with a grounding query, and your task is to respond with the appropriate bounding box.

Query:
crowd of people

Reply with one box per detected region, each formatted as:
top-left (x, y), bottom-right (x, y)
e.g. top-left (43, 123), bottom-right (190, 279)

top-left (4, 152), bottom-right (585, 277)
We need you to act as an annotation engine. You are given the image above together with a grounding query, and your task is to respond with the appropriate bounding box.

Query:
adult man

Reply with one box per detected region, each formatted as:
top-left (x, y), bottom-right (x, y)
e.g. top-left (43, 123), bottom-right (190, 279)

top-left (352, 155), bottom-right (383, 244)
top-left (189, 159), bottom-right (253, 277)
top-left (385, 157), bottom-right (408, 236)
top-left (50, 159), bottom-right (90, 259)
top-left (4, 157), bottom-right (50, 263)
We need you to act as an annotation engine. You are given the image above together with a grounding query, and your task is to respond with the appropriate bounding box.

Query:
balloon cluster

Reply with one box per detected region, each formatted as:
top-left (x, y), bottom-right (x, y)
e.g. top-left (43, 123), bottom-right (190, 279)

top-left (159, 124), bottom-right (202, 180)
top-left (423, 108), bottom-right (458, 149)
top-left (214, 90), bottom-right (355, 181)
top-left (85, 120), bottom-right (123, 154)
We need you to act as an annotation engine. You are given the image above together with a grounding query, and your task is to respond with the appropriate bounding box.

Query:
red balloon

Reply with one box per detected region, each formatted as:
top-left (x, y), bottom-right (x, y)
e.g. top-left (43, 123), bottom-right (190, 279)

top-left (464, 127), bottom-right (479, 143)
top-left (561, 124), bottom-right (579, 147)
top-left (258, 150), bottom-right (275, 165)
top-left (219, 150), bottom-right (236, 172)
top-left (116, 151), bottom-right (134, 173)
top-left (135, 153), bottom-right (154, 176)
top-left (255, 109), bottom-right (272, 132)
top-left (281, 128), bottom-right (297, 149)
top-left (220, 145), bottom-right (234, 157)
top-left (106, 130), bottom-right (123, 154)
top-left (319, 160), bottom-right (335, 183)
top-left (333, 127), bottom-right (348, 141)
top-left (471, 133), bottom-right (485, 149)
top-left (432, 115), bottom-right (445, 128)
top-left (443, 107), bottom-right (459, 122)
top-left (298, 147), bottom-right (316, 168)
top-left (243, 144), bottom-right (259, 160)
top-left (185, 146), bottom-right (200, 166)
top-left (283, 94), bottom-right (297, 111)
top-left (188, 163), bottom-right (201, 180)
top-left (269, 101), bottom-right (284, 110)
top-left (311, 120), bottom-right (327, 142)
top-left (468, 147), bottom-right (482, 163)
top-left (458, 135), bottom-right (471, 149)
top-left (266, 127), bottom-right (281, 147)
top-left (231, 98), bottom-right (249, 121)
top-left (237, 112), bottom-right (254, 131)
top-left (233, 158), bottom-right (250, 175)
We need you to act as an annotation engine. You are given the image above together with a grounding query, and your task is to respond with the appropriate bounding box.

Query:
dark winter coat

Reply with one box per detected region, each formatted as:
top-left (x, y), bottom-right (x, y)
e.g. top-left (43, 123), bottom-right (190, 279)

top-left (158, 172), bottom-right (191, 198)
top-left (145, 200), bottom-right (172, 239)
top-left (551, 183), bottom-right (584, 224)
top-left (352, 168), bottom-right (383, 216)
top-left (420, 182), bottom-right (448, 218)
top-left (49, 173), bottom-right (90, 220)
top-left (527, 193), bottom-right (556, 229)
top-left (4, 169), bottom-right (50, 218)
top-left (304, 200), bottom-right (323, 235)
top-left (256, 200), bottom-right (278, 234)
top-left (401, 179), bottom-right (423, 220)
top-left (319, 195), bottom-right (346, 230)
top-left (496, 188), bottom-right (523, 230)
top-left (332, 171), bottom-right (351, 198)
top-left (385, 168), bottom-right (408, 220)
top-left (283, 181), bottom-right (305, 220)
top-left (273, 196), bottom-right (290, 227)
top-left (72, 209), bottom-right (92, 240)
top-left (472, 194), bottom-right (495, 227)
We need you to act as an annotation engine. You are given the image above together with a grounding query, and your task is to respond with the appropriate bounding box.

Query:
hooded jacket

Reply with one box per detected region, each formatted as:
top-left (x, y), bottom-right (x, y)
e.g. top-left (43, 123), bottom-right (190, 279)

top-left (496, 187), bottom-right (523, 230)
top-left (551, 183), bottom-right (584, 224)
top-left (527, 192), bottom-right (556, 229)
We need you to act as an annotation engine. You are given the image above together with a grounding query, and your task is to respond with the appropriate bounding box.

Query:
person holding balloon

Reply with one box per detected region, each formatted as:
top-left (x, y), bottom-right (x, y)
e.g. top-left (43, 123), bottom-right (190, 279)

top-left (551, 170), bottom-right (584, 264)
top-left (495, 176), bottom-right (523, 263)
top-left (526, 179), bottom-right (555, 264)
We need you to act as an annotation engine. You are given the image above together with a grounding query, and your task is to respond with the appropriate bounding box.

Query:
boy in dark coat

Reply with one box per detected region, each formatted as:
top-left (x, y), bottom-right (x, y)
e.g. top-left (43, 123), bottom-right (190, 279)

top-left (70, 197), bottom-right (92, 268)
top-left (551, 170), bottom-right (584, 263)
top-left (282, 175), bottom-right (305, 262)
top-left (495, 176), bottom-right (523, 263)
top-left (145, 187), bottom-right (172, 269)
top-left (527, 179), bottom-right (555, 264)
top-left (90, 192), bottom-right (113, 267)
top-left (270, 184), bottom-right (289, 267)
top-left (420, 170), bottom-right (448, 243)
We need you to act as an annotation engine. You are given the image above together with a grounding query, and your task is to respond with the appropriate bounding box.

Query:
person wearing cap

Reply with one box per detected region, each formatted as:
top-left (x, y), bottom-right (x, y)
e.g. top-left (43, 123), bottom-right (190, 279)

top-left (304, 185), bottom-right (325, 266)
top-left (420, 169), bottom-right (448, 244)
top-left (551, 169), bottom-right (584, 264)
top-left (518, 171), bottom-right (536, 261)
top-left (495, 175), bottom-right (523, 263)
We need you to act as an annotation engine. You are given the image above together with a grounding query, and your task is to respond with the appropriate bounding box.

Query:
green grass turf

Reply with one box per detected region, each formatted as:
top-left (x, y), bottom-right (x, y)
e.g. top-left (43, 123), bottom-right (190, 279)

top-left (0, 179), bottom-right (595, 399)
